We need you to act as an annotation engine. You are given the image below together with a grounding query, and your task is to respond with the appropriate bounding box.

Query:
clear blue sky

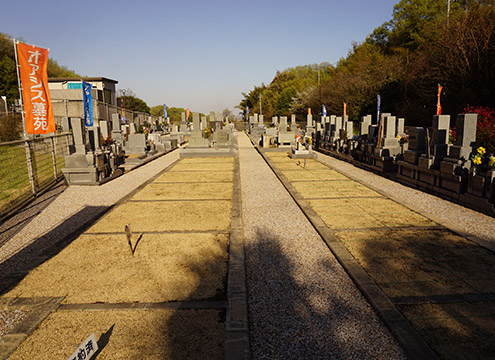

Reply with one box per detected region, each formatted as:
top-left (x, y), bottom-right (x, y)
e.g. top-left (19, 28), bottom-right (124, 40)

top-left (1, 0), bottom-right (399, 114)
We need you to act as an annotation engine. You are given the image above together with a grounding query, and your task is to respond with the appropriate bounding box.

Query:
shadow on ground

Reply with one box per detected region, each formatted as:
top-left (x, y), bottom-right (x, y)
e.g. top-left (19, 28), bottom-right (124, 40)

top-left (0, 205), bottom-right (109, 293)
top-left (244, 227), bottom-right (404, 359)
top-left (336, 227), bottom-right (495, 360)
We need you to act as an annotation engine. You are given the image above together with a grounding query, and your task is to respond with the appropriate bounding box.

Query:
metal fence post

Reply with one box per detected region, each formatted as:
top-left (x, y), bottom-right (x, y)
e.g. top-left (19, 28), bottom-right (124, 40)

top-left (24, 139), bottom-right (37, 195)
top-left (51, 135), bottom-right (57, 180)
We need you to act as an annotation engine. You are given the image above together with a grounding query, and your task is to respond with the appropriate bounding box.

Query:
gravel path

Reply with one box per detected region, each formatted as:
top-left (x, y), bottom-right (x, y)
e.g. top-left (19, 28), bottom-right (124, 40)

top-left (0, 150), bottom-right (180, 279)
top-left (316, 153), bottom-right (495, 244)
top-left (238, 132), bottom-right (406, 360)
top-left (0, 181), bottom-right (67, 248)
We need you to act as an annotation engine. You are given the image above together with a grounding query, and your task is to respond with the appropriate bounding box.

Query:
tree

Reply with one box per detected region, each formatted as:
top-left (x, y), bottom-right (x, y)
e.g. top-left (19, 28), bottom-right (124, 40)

top-left (117, 94), bottom-right (150, 113)
top-left (150, 105), bottom-right (164, 117)
top-left (222, 108), bottom-right (233, 120)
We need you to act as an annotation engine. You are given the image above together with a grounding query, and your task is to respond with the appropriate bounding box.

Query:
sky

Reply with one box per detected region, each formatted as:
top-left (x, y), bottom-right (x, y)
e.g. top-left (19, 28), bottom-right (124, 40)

top-left (1, 0), bottom-right (399, 114)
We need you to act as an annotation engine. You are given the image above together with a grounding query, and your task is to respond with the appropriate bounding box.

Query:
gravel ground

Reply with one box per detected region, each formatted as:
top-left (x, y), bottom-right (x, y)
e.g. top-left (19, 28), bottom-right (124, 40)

top-left (238, 133), bottom-right (406, 360)
top-left (0, 310), bottom-right (27, 338)
top-left (0, 181), bottom-right (67, 247)
top-left (316, 154), bottom-right (495, 243)
top-left (0, 150), bottom-right (180, 278)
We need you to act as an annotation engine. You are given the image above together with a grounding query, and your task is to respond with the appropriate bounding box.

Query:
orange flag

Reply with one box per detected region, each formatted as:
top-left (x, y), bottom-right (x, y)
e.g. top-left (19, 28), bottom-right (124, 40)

top-left (17, 42), bottom-right (55, 134)
top-left (436, 84), bottom-right (443, 116)
top-left (308, 108), bottom-right (312, 116)
top-left (186, 108), bottom-right (190, 120)
top-left (344, 102), bottom-right (347, 116)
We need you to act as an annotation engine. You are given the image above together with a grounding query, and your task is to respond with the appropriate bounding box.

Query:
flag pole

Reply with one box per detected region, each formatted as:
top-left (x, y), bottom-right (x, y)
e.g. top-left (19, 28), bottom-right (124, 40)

top-left (13, 38), bottom-right (27, 139)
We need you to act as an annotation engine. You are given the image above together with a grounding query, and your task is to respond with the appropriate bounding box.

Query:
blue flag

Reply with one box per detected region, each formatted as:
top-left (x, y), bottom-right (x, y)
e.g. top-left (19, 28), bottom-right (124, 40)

top-left (163, 104), bottom-right (167, 118)
top-left (322, 105), bottom-right (327, 117)
top-left (82, 82), bottom-right (93, 127)
top-left (377, 94), bottom-right (381, 124)
top-left (246, 106), bottom-right (250, 120)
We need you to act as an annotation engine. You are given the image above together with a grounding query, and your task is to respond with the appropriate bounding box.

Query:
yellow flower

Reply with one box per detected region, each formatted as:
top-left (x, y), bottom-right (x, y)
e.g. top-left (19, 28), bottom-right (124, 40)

top-left (490, 156), bottom-right (495, 169)
top-left (477, 147), bottom-right (486, 155)
top-left (473, 155), bottom-right (482, 166)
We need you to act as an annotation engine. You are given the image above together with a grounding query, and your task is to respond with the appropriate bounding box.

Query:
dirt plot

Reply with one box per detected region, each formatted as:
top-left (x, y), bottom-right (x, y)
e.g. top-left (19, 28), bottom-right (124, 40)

top-left (180, 157), bottom-right (235, 164)
top-left (268, 160), bottom-right (329, 171)
top-left (399, 302), bottom-right (495, 360)
top-left (153, 170), bottom-right (234, 183)
top-left (169, 162), bottom-right (234, 172)
top-left (334, 228), bottom-right (495, 298)
top-left (8, 309), bottom-right (224, 360)
top-left (291, 180), bottom-right (383, 199)
top-left (86, 200), bottom-right (231, 233)
top-left (131, 182), bottom-right (233, 201)
top-left (282, 169), bottom-right (349, 181)
top-left (5, 233), bottom-right (229, 303)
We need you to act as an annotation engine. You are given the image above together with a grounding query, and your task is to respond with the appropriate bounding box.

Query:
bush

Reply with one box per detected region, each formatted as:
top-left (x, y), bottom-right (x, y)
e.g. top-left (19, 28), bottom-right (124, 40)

top-left (464, 105), bottom-right (495, 155)
top-left (0, 113), bottom-right (22, 142)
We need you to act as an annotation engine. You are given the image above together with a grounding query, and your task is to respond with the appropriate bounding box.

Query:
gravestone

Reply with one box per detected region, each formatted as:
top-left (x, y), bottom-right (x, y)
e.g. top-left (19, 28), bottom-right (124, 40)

top-left (403, 127), bottom-right (426, 164)
top-left (180, 112), bottom-right (188, 132)
top-left (272, 116), bottom-right (278, 127)
top-left (418, 115), bottom-right (450, 169)
top-left (290, 114), bottom-right (298, 132)
top-left (88, 126), bottom-right (102, 152)
top-left (189, 112), bottom-right (208, 148)
top-left (278, 116), bottom-right (293, 145)
top-left (62, 117), bottom-right (110, 185)
top-left (61, 117), bottom-right (70, 132)
top-left (360, 115), bottom-right (372, 136)
top-left (213, 129), bottom-right (230, 148)
top-left (111, 114), bottom-right (124, 146)
top-left (306, 114), bottom-right (314, 138)
top-left (100, 120), bottom-right (110, 140)
top-left (397, 118), bottom-right (405, 136)
top-left (437, 114), bottom-right (477, 193)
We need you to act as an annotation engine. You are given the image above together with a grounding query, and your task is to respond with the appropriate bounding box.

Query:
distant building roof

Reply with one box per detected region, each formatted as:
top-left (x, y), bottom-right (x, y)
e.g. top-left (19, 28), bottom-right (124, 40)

top-left (48, 77), bottom-right (118, 84)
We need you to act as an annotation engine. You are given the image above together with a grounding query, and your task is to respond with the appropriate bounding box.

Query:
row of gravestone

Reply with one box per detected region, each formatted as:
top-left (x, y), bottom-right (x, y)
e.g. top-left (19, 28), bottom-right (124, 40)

top-left (247, 114), bottom-right (311, 147)
top-left (313, 112), bottom-right (495, 214)
top-left (62, 113), bottom-right (178, 185)
top-left (181, 112), bottom-right (237, 158)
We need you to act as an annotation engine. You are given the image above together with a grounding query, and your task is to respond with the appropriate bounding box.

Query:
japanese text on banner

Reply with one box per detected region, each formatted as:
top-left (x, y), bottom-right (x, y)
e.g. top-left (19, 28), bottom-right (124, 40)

top-left (17, 42), bottom-right (55, 134)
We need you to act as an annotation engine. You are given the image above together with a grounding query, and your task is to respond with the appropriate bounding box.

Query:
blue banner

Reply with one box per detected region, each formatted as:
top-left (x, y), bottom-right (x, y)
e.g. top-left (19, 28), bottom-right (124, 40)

top-left (322, 105), bottom-right (327, 117)
top-left (246, 106), bottom-right (249, 120)
top-left (377, 94), bottom-right (381, 124)
top-left (163, 104), bottom-right (167, 118)
top-left (82, 82), bottom-right (93, 127)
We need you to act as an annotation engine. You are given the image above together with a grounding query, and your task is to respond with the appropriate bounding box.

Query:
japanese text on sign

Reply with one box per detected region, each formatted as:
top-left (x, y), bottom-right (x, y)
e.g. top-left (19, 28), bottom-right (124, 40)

top-left (17, 42), bottom-right (55, 134)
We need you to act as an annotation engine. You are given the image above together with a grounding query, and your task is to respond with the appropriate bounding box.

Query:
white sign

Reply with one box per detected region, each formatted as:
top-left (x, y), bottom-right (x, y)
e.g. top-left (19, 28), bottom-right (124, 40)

top-left (67, 333), bottom-right (98, 360)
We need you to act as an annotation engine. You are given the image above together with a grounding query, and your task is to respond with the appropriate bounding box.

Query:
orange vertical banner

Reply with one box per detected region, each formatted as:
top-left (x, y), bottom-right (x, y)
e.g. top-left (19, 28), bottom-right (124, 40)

top-left (436, 84), bottom-right (443, 116)
top-left (343, 102), bottom-right (347, 116)
top-left (186, 108), bottom-right (190, 120)
top-left (17, 42), bottom-right (55, 134)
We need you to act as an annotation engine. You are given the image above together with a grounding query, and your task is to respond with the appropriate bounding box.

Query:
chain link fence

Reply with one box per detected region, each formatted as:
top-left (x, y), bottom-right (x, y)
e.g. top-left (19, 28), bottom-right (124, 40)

top-left (0, 133), bottom-right (72, 220)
